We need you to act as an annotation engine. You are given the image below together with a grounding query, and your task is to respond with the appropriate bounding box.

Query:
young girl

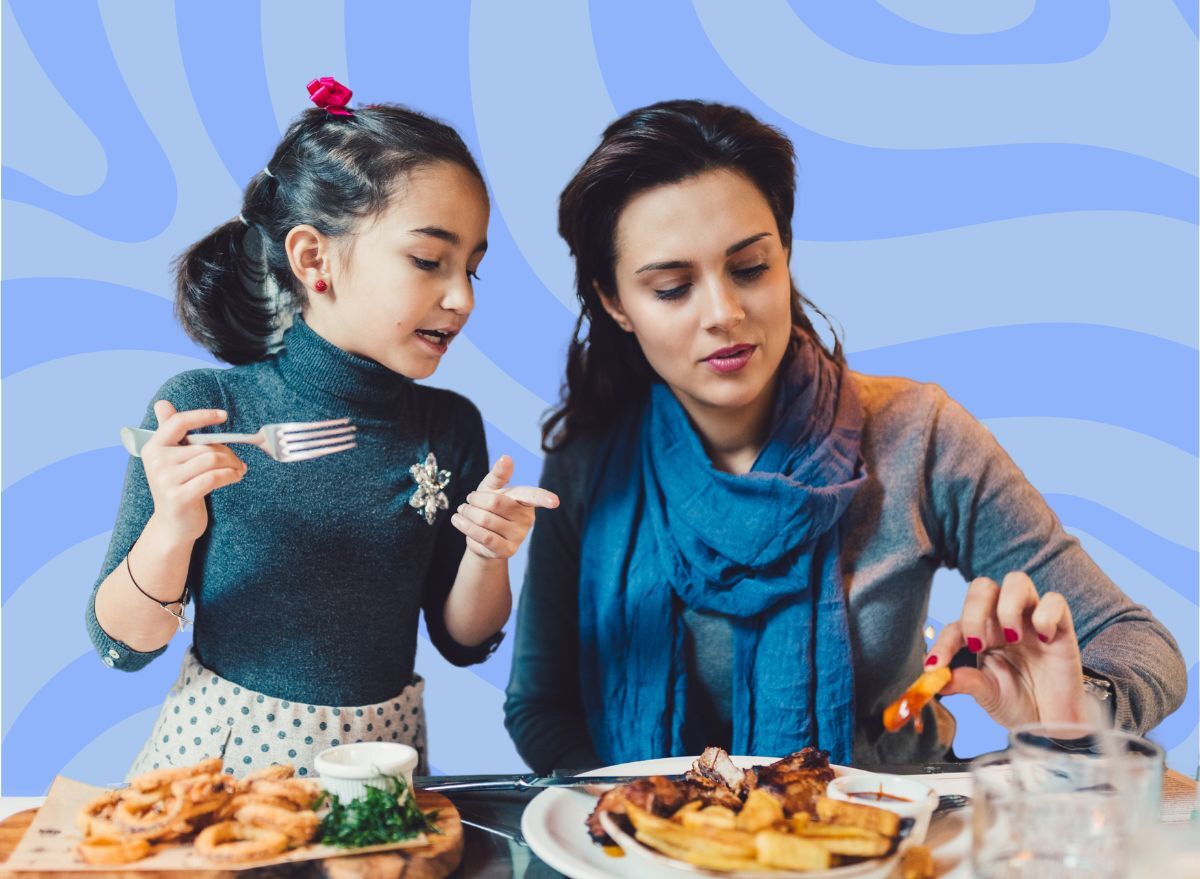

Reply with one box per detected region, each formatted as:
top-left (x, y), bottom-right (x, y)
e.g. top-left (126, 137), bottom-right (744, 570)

top-left (86, 79), bottom-right (557, 778)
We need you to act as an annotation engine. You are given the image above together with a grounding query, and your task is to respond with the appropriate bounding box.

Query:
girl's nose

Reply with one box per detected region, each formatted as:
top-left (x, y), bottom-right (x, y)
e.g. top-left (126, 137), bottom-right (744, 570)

top-left (442, 276), bottom-right (475, 315)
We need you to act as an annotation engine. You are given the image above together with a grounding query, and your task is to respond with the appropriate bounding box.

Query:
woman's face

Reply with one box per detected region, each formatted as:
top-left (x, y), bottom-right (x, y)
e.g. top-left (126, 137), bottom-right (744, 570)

top-left (303, 161), bottom-right (489, 379)
top-left (603, 168), bottom-right (794, 421)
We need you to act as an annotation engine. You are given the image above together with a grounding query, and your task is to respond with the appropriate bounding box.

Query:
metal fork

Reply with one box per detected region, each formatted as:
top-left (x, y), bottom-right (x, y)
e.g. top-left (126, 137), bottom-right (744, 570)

top-left (120, 418), bottom-right (357, 463)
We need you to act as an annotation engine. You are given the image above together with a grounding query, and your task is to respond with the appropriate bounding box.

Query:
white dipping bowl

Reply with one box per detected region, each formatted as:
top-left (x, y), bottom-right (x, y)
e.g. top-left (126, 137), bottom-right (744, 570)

top-left (314, 742), bottom-right (418, 803)
top-left (826, 773), bottom-right (938, 844)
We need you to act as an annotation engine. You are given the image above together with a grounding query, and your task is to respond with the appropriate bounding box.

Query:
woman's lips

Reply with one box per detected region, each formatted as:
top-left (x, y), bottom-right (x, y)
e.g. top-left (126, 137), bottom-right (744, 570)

top-left (703, 344), bottom-right (756, 374)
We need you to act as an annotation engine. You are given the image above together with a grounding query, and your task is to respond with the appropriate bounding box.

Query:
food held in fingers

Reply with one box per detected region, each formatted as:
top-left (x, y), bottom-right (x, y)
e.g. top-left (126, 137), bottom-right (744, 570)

top-left (882, 666), bottom-right (952, 733)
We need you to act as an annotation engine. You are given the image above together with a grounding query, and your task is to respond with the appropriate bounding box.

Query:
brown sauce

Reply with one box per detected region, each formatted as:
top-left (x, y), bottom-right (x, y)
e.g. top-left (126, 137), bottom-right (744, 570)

top-left (847, 787), bottom-right (911, 803)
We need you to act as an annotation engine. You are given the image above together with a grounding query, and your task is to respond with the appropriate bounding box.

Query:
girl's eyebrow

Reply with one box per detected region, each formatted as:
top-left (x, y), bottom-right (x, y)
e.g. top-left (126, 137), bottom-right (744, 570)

top-left (409, 226), bottom-right (488, 255)
top-left (634, 231), bottom-right (772, 274)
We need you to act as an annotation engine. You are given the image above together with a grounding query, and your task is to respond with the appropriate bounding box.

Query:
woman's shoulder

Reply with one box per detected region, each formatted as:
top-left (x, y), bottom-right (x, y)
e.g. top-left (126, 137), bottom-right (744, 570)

top-left (852, 371), bottom-right (948, 422)
top-left (851, 371), bottom-right (978, 462)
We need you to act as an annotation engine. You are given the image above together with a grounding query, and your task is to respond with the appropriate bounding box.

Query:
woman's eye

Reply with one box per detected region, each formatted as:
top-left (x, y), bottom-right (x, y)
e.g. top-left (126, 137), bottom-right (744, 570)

top-left (467, 269), bottom-right (482, 282)
top-left (733, 263), bottom-right (768, 282)
top-left (654, 283), bottom-right (691, 301)
top-left (411, 257), bottom-right (440, 271)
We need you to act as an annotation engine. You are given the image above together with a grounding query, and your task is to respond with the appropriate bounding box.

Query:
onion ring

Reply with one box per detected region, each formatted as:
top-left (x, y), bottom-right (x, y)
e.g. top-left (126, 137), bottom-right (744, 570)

top-left (235, 803), bottom-right (321, 846)
top-left (76, 790), bottom-right (121, 834)
top-left (217, 792), bottom-right (300, 820)
top-left (130, 757), bottom-right (222, 791)
top-left (112, 795), bottom-right (185, 834)
top-left (194, 821), bottom-right (290, 863)
top-left (248, 778), bottom-right (320, 810)
top-left (75, 834), bottom-right (152, 865)
top-left (242, 764), bottom-right (294, 783)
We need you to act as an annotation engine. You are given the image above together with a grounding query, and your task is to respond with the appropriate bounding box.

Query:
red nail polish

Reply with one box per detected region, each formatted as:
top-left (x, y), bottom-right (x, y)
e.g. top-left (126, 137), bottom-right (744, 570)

top-left (1038, 634), bottom-right (1049, 643)
top-left (967, 637), bottom-right (983, 653)
top-left (925, 655), bottom-right (938, 667)
top-left (1004, 628), bottom-right (1019, 643)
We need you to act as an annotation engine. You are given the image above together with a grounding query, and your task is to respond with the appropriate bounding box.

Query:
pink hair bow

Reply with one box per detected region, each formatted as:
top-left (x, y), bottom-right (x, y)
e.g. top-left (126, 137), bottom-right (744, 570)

top-left (307, 77), bottom-right (353, 116)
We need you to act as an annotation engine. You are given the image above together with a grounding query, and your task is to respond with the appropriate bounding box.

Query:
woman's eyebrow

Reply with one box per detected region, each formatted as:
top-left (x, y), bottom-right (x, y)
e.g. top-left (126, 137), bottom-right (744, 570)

top-left (409, 226), bottom-right (488, 255)
top-left (635, 232), bottom-right (773, 274)
top-left (725, 232), bottom-right (772, 256)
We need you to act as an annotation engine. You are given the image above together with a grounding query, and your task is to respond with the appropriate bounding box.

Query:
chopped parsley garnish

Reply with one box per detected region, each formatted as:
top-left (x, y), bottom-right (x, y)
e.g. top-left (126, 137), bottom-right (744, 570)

top-left (316, 774), bottom-right (439, 848)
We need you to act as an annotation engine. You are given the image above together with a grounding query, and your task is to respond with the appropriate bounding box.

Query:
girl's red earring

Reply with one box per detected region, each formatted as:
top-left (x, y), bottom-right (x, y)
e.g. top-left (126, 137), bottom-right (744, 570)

top-left (314, 279), bottom-right (328, 292)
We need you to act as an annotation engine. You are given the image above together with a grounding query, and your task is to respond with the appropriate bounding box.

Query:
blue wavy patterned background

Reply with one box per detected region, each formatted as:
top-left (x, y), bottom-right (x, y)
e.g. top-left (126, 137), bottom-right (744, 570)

top-left (2, 1), bottom-right (1196, 793)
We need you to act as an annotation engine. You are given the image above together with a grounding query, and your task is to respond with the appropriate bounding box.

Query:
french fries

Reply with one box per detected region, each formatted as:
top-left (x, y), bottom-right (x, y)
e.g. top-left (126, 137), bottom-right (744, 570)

top-left (816, 795), bottom-right (902, 837)
top-left (755, 830), bottom-right (832, 871)
top-left (679, 804), bottom-right (738, 830)
top-left (735, 788), bottom-right (785, 832)
top-left (617, 789), bottom-right (908, 872)
top-left (901, 844), bottom-right (936, 879)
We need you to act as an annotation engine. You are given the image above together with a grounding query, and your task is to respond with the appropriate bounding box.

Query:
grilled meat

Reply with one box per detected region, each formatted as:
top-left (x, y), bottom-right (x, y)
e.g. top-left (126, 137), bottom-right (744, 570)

top-left (684, 745), bottom-right (747, 807)
top-left (586, 775), bottom-right (697, 843)
top-left (586, 746), bottom-right (836, 844)
top-left (745, 747), bottom-right (835, 817)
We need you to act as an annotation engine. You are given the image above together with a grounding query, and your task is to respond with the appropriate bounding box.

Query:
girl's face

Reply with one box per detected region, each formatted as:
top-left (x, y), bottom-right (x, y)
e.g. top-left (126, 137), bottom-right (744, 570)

top-left (601, 168), bottom-right (794, 423)
top-left (302, 161), bottom-right (489, 379)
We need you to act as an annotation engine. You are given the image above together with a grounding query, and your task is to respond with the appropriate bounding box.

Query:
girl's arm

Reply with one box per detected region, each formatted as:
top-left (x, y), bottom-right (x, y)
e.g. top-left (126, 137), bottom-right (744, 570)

top-left (89, 396), bottom-right (245, 663)
top-left (444, 455), bottom-right (558, 646)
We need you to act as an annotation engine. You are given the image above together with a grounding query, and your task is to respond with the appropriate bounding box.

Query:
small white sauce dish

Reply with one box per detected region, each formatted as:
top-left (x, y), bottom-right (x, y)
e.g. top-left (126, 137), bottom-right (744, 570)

top-left (314, 742), bottom-right (419, 803)
top-left (826, 773), bottom-right (938, 844)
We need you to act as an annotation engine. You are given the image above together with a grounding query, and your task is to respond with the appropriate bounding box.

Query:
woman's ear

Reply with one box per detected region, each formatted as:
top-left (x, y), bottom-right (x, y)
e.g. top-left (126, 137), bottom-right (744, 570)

top-left (594, 280), bottom-right (633, 333)
top-left (285, 225), bottom-right (333, 294)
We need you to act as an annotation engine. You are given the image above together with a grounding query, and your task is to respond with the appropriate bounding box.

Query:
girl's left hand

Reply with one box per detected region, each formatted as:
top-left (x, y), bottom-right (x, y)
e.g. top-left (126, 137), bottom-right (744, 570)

top-left (925, 571), bottom-right (1094, 730)
top-left (451, 455), bottom-right (560, 560)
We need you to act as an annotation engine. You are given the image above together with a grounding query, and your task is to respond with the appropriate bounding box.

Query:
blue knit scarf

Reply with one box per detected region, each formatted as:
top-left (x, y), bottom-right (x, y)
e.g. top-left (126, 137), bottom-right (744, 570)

top-left (578, 335), bottom-right (865, 763)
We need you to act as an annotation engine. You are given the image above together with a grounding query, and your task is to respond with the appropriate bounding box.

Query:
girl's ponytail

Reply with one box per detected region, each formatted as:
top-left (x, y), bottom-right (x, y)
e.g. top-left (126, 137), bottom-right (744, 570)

top-left (173, 218), bottom-right (276, 365)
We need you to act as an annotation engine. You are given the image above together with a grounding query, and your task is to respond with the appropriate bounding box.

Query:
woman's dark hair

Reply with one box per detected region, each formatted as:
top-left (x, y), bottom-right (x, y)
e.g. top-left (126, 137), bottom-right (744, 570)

top-left (544, 99), bottom-right (842, 451)
top-left (175, 104), bottom-right (484, 364)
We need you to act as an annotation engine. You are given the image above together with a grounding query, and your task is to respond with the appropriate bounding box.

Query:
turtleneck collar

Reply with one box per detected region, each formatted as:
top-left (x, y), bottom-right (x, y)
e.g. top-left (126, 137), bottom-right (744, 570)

top-left (276, 316), bottom-right (413, 408)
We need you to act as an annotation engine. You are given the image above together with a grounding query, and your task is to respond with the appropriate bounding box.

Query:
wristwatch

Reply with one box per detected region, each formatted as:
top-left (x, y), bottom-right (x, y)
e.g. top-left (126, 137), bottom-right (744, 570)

top-left (1081, 668), bottom-right (1115, 718)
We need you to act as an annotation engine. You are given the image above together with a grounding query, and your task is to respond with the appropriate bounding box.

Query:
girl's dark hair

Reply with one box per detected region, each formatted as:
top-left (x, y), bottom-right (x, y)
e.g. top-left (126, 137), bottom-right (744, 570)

top-left (175, 104), bottom-right (484, 364)
top-left (544, 99), bottom-right (842, 451)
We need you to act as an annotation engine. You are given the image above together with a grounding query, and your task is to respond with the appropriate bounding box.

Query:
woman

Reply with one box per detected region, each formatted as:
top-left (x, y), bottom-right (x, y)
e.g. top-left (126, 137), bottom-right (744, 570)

top-left (504, 100), bottom-right (1186, 772)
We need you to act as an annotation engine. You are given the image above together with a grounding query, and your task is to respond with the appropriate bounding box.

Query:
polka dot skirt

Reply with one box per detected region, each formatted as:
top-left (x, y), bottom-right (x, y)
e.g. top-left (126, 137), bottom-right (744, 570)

top-left (126, 648), bottom-right (427, 781)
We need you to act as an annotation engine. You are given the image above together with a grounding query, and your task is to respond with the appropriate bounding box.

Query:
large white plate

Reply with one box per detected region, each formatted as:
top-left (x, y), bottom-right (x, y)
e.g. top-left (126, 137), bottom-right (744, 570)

top-left (521, 755), bottom-right (901, 879)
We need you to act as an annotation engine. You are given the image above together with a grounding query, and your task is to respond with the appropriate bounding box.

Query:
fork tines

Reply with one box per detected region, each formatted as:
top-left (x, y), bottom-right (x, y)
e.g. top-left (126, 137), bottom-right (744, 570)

top-left (277, 418), bottom-right (357, 461)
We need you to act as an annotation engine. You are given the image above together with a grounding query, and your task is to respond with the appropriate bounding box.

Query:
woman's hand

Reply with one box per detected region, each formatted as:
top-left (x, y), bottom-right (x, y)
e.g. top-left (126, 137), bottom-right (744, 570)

top-left (925, 572), bottom-right (1094, 730)
top-left (451, 455), bottom-right (559, 560)
top-left (142, 401), bottom-right (248, 544)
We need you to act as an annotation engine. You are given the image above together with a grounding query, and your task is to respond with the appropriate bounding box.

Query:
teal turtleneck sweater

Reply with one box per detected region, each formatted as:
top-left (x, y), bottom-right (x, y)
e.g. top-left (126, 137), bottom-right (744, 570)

top-left (86, 318), bottom-right (501, 705)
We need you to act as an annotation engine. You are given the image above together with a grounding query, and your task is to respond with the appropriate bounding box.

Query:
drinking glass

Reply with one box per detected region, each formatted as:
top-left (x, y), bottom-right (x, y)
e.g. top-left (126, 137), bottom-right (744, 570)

top-left (970, 723), bottom-right (1165, 878)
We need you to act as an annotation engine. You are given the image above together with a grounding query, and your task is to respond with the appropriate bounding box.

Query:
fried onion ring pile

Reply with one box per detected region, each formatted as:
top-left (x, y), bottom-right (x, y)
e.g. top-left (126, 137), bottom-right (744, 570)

top-left (72, 759), bottom-right (322, 865)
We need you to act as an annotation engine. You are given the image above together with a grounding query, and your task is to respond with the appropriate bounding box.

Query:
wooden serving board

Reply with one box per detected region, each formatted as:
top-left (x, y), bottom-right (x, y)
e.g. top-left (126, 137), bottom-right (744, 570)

top-left (0, 789), bottom-right (462, 879)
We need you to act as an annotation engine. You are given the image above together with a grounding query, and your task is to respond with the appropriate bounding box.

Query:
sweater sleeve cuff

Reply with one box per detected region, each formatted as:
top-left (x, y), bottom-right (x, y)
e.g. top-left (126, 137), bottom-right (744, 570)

top-left (432, 626), bottom-right (505, 668)
top-left (85, 589), bottom-right (167, 672)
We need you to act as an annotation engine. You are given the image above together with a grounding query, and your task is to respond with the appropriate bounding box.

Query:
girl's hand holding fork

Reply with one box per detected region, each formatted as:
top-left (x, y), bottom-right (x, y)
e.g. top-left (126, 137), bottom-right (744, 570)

top-left (142, 401), bottom-right (248, 544)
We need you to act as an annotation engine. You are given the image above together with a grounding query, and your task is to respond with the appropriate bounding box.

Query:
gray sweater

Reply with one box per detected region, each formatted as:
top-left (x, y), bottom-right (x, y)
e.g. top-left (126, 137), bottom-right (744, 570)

top-left (86, 318), bottom-right (501, 705)
top-left (504, 374), bottom-right (1187, 773)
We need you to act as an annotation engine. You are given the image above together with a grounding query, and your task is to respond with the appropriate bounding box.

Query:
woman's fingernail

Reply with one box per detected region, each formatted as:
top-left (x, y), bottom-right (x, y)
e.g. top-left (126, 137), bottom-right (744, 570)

top-left (1038, 633), bottom-right (1050, 644)
top-left (925, 655), bottom-right (938, 667)
top-left (1004, 628), bottom-right (1019, 643)
top-left (967, 637), bottom-right (983, 653)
